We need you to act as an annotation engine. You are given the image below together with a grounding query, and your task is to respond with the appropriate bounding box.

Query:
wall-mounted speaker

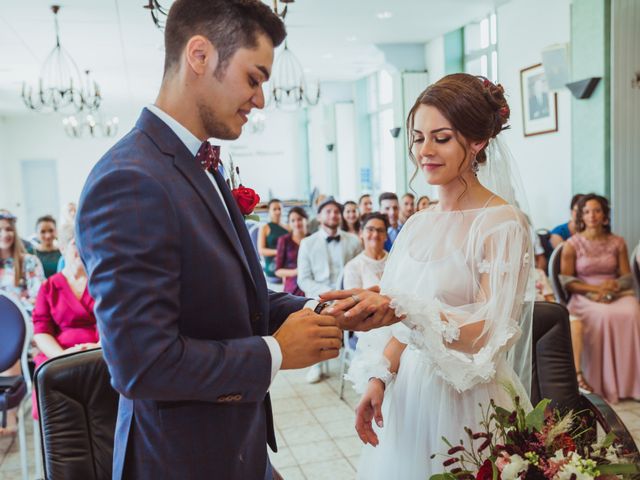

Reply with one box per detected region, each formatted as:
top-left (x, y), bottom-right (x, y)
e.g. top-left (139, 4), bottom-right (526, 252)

top-left (326, 143), bottom-right (335, 152)
top-left (566, 77), bottom-right (601, 99)
top-left (389, 127), bottom-right (401, 138)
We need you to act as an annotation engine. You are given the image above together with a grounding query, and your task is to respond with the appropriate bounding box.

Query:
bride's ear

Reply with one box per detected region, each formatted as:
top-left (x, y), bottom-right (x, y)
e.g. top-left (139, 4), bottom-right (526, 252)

top-left (470, 139), bottom-right (487, 155)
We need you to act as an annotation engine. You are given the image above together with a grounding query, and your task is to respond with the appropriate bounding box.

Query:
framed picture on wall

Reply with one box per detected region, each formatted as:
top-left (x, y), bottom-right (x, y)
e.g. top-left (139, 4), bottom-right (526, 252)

top-left (520, 63), bottom-right (558, 137)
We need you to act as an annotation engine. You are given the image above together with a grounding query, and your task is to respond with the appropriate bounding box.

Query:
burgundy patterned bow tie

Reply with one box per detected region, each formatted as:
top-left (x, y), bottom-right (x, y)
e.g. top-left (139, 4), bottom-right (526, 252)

top-left (196, 141), bottom-right (220, 172)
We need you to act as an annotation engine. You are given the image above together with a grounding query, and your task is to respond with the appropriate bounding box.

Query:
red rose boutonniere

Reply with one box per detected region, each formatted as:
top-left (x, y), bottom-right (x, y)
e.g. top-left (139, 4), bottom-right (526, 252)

top-left (226, 155), bottom-right (261, 221)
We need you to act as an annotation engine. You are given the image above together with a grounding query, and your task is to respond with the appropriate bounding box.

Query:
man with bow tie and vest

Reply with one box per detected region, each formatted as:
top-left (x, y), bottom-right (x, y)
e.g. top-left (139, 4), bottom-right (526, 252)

top-left (74, 1), bottom-right (399, 479)
top-left (297, 198), bottom-right (363, 383)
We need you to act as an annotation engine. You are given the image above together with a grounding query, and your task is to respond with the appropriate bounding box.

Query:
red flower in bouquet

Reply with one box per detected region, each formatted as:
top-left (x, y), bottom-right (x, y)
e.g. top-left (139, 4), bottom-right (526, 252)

top-left (477, 459), bottom-right (497, 480)
top-left (231, 186), bottom-right (260, 215)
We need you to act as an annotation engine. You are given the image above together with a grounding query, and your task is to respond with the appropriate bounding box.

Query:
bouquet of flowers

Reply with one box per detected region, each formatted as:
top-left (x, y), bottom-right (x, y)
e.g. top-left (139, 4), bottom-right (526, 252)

top-left (430, 386), bottom-right (639, 480)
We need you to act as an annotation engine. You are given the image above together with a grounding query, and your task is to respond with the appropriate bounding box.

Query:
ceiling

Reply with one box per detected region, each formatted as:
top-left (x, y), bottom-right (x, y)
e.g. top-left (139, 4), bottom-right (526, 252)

top-left (0, 0), bottom-right (507, 116)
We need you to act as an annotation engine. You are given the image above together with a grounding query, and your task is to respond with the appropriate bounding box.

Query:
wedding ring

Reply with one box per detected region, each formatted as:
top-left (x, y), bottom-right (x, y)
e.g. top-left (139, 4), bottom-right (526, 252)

top-left (351, 294), bottom-right (361, 304)
top-left (605, 293), bottom-right (613, 301)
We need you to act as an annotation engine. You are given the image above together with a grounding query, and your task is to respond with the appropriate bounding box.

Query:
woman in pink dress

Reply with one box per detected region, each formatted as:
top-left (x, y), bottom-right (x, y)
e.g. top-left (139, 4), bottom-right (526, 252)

top-left (561, 193), bottom-right (640, 404)
top-left (32, 223), bottom-right (100, 417)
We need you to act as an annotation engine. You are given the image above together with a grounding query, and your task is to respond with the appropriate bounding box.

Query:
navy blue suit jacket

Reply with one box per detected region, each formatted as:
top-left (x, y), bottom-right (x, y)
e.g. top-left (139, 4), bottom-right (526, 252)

top-left (76, 108), bottom-right (307, 479)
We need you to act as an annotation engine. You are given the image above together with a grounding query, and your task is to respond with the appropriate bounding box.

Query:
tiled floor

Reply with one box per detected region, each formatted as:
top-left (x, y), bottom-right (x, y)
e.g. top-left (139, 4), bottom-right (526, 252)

top-left (1, 361), bottom-right (639, 479)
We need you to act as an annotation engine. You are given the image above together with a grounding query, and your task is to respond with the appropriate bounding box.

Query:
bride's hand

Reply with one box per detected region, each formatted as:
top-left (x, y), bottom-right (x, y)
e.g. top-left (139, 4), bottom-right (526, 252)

top-left (354, 378), bottom-right (385, 446)
top-left (320, 288), bottom-right (402, 332)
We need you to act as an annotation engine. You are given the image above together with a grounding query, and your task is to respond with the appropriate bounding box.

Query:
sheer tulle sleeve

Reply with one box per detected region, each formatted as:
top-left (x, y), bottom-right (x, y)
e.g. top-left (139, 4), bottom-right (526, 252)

top-left (347, 207), bottom-right (534, 394)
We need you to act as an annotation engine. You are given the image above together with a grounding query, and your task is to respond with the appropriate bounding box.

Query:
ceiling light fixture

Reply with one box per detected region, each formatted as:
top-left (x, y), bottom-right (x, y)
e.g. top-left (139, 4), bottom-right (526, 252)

top-left (62, 112), bottom-right (119, 139)
top-left (21, 5), bottom-right (102, 113)
top-left (267, 41), bottom-right (321, 111)
top-left (144, 0), bottom-right (170, 31)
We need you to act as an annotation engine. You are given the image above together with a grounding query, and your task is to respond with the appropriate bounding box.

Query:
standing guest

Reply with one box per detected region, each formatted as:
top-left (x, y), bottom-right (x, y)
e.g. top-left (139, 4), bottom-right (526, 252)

top-left (379, 192), bottom-right (401, 251)
top-left (0, 211), bottom-right (44, 435)
top-left (561, 193), bottom-right (640, 403)
top-left (297, 198), bottom-right (362, 382)
top-left (341, 200), bottom-right (361, 235)
top-left (399, 193), bottom-right (416, 225)
top-left (416, 195), bottom-right (430, 211)
top-left (31, 223), bottom-right (100, 418)
top-left (550, 193), bottom-right (583, 248)
top-left (358, 194), bottom-right (374, 215)
top-left (275, 206), bottom-right (308, 296)
top-left (258, 199), bottom-right (289, 279)
top-left (34, 215), bottom-right (62, 278)
top-left (343, 212), bottom-right (388, 290)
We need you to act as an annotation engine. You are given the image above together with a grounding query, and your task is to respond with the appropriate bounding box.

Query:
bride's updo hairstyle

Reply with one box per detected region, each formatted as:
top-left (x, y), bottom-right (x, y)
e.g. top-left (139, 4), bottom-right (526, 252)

top-left (407, 73), bottom-right (510, 178)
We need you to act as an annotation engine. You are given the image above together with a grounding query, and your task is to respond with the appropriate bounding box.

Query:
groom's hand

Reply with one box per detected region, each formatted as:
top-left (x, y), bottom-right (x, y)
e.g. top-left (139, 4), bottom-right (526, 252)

top-left (274, 309), bottom-right (342, 370)
top-left (320, 288), bottom-right (402, 332)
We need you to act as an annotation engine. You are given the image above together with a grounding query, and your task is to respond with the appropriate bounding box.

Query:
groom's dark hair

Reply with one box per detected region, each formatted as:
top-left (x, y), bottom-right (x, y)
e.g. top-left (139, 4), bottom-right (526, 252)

top-left (163, 0), bottom-right (286, 77)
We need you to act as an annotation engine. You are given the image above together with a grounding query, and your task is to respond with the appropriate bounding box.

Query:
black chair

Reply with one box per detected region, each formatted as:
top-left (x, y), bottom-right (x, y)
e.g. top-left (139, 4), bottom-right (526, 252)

top-left (548, 243), bottom-right (570, 305)
top-left (532, 301), bottom-right (639, 458)
top-left (35, 348), bottom-right (118, 480)
top-left (536, 228), bottom-right (554, 262)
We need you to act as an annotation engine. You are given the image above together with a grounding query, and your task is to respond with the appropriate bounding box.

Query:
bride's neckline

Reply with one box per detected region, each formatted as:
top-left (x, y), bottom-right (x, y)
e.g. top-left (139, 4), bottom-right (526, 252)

top-left (424, 203), bottom-right (512, 214)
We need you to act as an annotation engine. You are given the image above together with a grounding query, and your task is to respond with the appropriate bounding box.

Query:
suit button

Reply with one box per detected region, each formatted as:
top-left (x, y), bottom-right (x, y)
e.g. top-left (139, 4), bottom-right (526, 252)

top-left (253, 313), bottom-right (262, 322)
top-left (232, 394), bottom-right (242, 401)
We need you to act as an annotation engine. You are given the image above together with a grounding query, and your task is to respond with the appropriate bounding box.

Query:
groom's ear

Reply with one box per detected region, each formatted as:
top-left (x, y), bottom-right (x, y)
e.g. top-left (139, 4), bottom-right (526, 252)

top-left (184, 35), bottom-right (219, 77)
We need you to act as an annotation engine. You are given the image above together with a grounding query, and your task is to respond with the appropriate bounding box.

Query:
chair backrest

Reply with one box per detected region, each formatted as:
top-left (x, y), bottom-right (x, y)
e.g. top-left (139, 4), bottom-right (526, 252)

top-left (530, 301), bottom-right (580, 413)
top-left (36, 348), bottom-right (118, 480)
top-left (548, 243), bottom-right (570, 305)
top-left (0, 292), bottom-right (27, 372)
top-left (631, 243), bottom-right (640, 298)
top-left (536, 228), bottom-right (554, 261)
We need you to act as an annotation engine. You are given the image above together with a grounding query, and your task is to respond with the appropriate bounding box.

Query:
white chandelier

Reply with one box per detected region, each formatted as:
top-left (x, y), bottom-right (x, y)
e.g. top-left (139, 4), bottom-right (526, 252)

top-left (62, 112), bottom-right (119, 139)
top-left (21, 5), bottom-right (101, 113)
top-left (267, 42), bottom-right (321, 111)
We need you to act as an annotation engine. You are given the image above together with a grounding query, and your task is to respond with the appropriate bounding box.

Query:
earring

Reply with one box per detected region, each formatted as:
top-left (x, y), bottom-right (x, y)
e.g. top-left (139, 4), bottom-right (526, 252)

top-left (471, 157), bottom-right (479, 176)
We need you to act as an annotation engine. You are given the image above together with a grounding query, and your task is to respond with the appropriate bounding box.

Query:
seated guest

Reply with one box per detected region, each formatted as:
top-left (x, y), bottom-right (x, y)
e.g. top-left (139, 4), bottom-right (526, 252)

top-left (358, 194), bottom-right (373, 215)
top-left (399, 192), bottom-right (416, 225)
top-left (0, 211), bottom-right (44, 308)
top-left (379, 192), bottom-right (401, 251)
top-left (257, 199), bottom-right (289, 279)
top-left (550, 193), bottom-right (583, 248)
top-left (343, 212), bottom-right (388, 290)
top-left (0, 210), bottom-right (44, 435)
top-left (275, 207), bottom-right (308, 296)
top-left (31, 223), bottom-right (100, 418)
top-left (561, 193), bottom-right (640, 403)
top-left (416, 195), bottom-right (430, 211)
top-left (297, 198), bottom-right (361, 383)
top-left (34, 215), bottom-right (62, 278)
top-left (341, 201), bottom-right (361, 235)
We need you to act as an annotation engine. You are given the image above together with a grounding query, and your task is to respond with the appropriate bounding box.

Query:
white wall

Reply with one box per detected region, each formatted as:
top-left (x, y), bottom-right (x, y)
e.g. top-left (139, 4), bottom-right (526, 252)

top-left (425, 36), bottom-right (445, 83)
top-left (497, 0), bottom-right (572, 230)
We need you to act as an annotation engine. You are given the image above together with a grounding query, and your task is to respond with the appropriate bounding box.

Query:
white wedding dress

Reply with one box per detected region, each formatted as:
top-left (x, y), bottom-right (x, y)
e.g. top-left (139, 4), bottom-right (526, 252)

top-left (348, 204), bottom-right (535, 480)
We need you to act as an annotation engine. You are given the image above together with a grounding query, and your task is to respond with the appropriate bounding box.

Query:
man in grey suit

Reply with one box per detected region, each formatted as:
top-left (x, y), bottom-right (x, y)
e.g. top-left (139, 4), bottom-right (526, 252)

top-left (75, 1), bottom-right (396, 479)
top-left (297, 199), bottom-right (363, 383)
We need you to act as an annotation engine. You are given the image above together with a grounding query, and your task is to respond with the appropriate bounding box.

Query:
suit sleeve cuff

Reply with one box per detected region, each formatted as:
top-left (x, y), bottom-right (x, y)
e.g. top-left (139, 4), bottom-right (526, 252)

top-left (304, 300), bottom-right (319, 311)
top-left (262, 336), bottom-right (282, 384)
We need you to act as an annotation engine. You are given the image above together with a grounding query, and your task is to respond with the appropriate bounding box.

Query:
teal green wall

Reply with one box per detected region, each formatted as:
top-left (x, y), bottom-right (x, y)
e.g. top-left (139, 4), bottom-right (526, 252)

top-left (298, 109), bottom-right (311, 198)
top-left (571, 0), bottom-right (611, 196)
top-left (444, 28), bottom-right (464, 74)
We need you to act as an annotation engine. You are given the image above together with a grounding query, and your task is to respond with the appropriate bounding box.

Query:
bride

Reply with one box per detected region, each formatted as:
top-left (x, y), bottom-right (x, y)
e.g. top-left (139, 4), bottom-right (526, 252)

top-left (322, 73), bottom-right (535, 479)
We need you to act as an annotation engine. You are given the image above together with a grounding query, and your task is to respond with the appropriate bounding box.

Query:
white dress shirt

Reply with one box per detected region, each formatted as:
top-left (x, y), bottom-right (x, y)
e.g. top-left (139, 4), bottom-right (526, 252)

top-left (146, 104), bottom-right (284, 383)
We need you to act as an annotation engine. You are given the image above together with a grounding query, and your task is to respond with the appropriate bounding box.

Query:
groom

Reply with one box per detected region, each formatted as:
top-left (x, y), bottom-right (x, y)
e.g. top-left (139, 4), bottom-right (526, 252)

top-left (75, 1), bottom-right (397, 479)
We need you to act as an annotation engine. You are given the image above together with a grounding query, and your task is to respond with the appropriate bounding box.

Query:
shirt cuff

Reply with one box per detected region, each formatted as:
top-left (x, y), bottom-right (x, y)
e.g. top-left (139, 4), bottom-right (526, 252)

top-left (304, 300), bottom-right (319, 311)
top-left (262, 336), bottom-right (282, 384)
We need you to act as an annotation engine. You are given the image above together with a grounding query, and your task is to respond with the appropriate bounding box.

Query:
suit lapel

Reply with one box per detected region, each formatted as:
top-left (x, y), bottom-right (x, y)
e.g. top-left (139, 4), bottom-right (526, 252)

top-left (173, 154), bottom-right (257, 293)
top-left (135, 108), bottom-right (257, 293)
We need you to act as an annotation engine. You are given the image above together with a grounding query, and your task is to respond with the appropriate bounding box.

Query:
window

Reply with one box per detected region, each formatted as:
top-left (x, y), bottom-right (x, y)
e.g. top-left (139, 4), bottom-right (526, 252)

top-left (464, 13), bottom-right (498, 81)
top-left (368, 70), bottom-right (396, 194)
